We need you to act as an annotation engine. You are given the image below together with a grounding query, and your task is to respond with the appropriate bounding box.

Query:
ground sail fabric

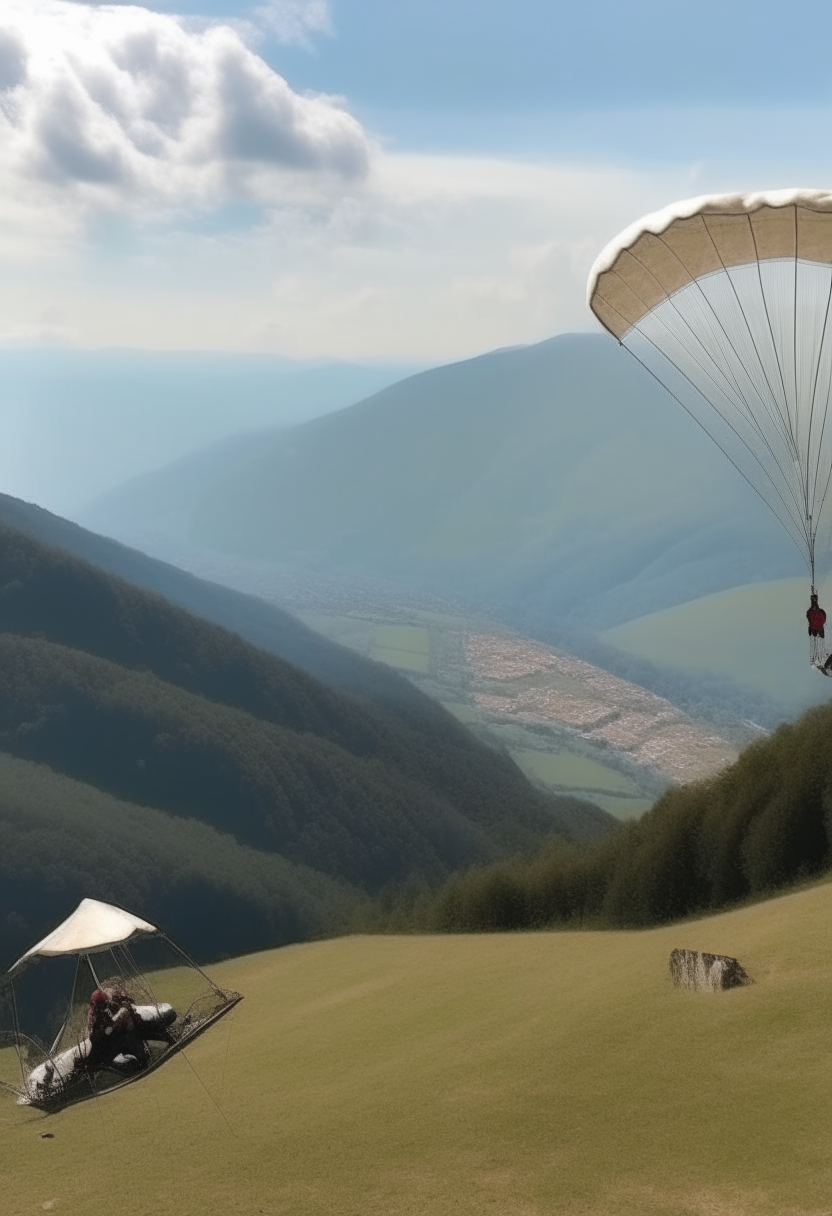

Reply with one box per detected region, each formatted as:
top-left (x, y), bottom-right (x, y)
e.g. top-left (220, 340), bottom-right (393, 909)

top-left (587, 190), bottom-right (832, 595)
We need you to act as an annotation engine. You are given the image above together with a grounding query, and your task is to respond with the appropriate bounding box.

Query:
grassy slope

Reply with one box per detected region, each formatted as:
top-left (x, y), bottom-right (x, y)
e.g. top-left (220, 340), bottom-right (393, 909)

top-left (6, 883), bottom-right (832, 1215)
top-left (604, 576), bottom-right (832, 709)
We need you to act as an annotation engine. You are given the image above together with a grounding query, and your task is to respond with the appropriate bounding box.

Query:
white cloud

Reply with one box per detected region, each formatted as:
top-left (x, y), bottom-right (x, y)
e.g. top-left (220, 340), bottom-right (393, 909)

top-left (252, 0), bottom-right (333, 47)
top-left (0, 152), bottom-right (700, 358)
top-left (0, 5), bottom-right (820, 364)
top-left (240, 155), bottom-right (691, 358)
top-left (0, 0), bottom-right (368, 230)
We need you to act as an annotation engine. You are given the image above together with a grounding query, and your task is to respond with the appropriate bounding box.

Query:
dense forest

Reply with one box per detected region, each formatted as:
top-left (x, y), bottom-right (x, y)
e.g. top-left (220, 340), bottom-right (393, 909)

top-left (0, 633), bottom-right (584, 888)
top-left (0, 752), bottom-right (354, 966)
top-left (0, 514), bottom-right (608, 967)
top-left (406, 701), bottom-right (832, 932)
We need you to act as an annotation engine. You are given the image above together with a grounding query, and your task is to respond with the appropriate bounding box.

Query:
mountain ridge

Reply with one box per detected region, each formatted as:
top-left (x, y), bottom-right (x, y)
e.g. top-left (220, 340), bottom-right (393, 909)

top-left (83, 333), bottom-right (802, 631)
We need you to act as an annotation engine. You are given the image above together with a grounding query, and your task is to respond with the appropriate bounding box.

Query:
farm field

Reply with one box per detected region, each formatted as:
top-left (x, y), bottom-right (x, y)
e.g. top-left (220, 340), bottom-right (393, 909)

top-left (298, 607), bottom-right (742, 817)
top-left (510, 748), bottom-right (652, 820)
top-left (604, 576), bottom-right (832, 707)
top-left (511, 748), bottom-right (638, 792)
top-left (5, 881), bottom-right (832, 1214)
top-left (370, 624), bottom-right (430, 673)
top-left (583, 792), bottom-right (655, 818)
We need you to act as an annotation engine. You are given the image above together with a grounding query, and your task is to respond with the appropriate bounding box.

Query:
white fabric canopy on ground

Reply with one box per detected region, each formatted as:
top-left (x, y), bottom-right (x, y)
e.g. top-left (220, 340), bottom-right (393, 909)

top-left (11, 899), bottom-right (157, 971)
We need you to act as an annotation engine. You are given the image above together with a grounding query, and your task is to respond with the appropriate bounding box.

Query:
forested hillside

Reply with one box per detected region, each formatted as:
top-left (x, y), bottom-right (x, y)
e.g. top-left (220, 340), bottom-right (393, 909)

top-left (0, 492), bottom-right (477, 726)
top-left (0, 522), bottom-right (607, 840)
top-left (0, 518), bottom-right (609, 965)
top-left (409, 698), bottom-right (832, 932)
top-left (0, 634), bottom-right (585, 888)
top-left (0, 752), bottom-right (352, 968)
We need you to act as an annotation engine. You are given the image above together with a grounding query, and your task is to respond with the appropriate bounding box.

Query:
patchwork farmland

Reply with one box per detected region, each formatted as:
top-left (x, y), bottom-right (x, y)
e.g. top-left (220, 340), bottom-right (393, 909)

top-left (294, 602), bottom-right (739, 819)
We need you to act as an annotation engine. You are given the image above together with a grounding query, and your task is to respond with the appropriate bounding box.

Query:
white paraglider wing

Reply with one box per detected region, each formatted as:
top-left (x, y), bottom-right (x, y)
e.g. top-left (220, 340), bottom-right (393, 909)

top-left (588, 189), bottom-right (832, 585)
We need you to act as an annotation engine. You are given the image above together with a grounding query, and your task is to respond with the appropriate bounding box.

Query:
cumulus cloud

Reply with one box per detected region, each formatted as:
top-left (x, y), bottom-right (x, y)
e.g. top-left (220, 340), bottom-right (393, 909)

top-left (0, 153), bottom-right (694, 358)
top-left (0, 0), bottom-right (369, 224)
top-left (0, 8), bottom-right (798, 362)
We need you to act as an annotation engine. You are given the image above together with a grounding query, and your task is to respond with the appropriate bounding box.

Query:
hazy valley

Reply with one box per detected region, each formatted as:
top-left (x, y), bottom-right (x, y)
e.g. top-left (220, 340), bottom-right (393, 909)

top-left (84, 332), bottom-right (826, 729)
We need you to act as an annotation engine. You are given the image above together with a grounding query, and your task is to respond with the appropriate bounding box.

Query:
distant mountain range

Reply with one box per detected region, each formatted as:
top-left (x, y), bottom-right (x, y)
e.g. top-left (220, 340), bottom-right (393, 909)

top-left (0, 348), bottom-right (421, 516)
top-left (84, 333), bottom-right (802, 633)
top-left (0, 501), bottom-right (611, 968)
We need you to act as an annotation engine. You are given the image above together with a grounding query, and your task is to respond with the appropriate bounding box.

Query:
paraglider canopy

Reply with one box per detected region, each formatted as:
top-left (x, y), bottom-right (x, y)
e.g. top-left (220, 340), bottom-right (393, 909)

top-left (587, 189), bottom-right (832, 672)
top-left (0, 899), bottom-right (241, 1110)
top-left (588, 188), bottom-right (832, 340)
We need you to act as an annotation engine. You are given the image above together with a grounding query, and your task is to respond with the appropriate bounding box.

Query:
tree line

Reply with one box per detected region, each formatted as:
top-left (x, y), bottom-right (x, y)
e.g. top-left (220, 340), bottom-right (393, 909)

top-left (392, 701), bottom-right (832, 932)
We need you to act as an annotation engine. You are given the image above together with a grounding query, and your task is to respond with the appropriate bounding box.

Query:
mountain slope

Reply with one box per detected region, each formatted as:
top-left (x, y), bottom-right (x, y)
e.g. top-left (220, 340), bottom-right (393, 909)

top-left (603, 576), bottom-right (829, 710)
top-left (84, 333), bottom-right (802, 629)
top-left (0, 751), bottom-right (352, 970)
top-left (0, 517), bottom-right (614, 970)
top-left (0, 520), bottom-right (610, 847)
top-left (6, 886), bottom-right (832, 1215)
top-left (0, 348), bottom-right (420, 514)
top-left (415, 691), bottom-right (832, 934)
top-left (0, 492), bottom-right (477, 728)
top-left (0, 633), bottom-right (589, 889)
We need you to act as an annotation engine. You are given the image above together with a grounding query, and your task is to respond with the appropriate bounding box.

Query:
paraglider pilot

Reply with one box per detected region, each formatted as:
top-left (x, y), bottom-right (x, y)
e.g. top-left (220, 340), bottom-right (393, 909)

top-left (807, 593), bottom-right (827, 638)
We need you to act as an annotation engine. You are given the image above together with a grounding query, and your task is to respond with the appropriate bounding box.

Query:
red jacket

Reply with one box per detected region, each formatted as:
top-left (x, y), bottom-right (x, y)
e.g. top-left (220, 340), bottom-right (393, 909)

top-left (807, 606), bottom-right (827, 630)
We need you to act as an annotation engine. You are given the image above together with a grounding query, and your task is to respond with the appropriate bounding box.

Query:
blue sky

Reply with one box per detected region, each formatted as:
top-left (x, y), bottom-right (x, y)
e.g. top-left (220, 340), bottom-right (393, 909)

top-left (1, 0), bottom-right (830, 361)
top-left (115, 1), bottom-right (832, 113)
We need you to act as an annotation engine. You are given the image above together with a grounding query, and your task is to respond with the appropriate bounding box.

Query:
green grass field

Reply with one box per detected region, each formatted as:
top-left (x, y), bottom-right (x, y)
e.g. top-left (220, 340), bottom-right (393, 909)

top-left (6, 880), bottom-right (832, 1214)
top-left (371, 625), bottom-right (431, 673)
top-left (578, 792), bottom-right (656, 819)
top-left (510, 749), bottom-right (651, 820)
top-left (604, 576), bottom-right (832, 706)
top-left (511, 748), bottom-right (638, 794)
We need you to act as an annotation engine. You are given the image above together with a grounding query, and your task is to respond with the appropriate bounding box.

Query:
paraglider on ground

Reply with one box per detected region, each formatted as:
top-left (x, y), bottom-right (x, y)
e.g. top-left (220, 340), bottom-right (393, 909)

top-left (4, 882), bottom-right (832, 1215)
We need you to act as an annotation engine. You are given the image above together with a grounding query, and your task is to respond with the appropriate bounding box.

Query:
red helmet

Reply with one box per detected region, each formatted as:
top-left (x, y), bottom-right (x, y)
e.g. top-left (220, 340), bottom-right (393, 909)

top-left (90, 989), bottom-right (108, 1005)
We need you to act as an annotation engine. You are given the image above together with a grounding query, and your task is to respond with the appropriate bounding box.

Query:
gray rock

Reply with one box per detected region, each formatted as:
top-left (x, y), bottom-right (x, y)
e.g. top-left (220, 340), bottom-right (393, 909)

top-left (669, 948), bottom-right (752, 992)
